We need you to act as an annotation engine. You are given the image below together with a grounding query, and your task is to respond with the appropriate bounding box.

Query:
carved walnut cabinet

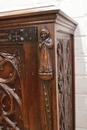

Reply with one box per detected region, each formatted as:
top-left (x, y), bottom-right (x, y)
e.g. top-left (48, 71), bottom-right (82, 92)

top-left (0, 6), bottom-right (77, 130)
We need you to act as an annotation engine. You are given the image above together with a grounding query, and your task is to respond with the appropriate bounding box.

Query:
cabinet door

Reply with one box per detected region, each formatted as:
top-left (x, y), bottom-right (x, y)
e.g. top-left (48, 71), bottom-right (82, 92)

top-left (0, 43), bottom-right (41, 130)
top-left (0, 45), bottom-right (25, 130)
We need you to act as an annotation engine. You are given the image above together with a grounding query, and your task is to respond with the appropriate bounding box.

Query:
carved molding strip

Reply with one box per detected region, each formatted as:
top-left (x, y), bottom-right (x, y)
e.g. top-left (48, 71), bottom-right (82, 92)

top-left (0, 27), bottom-right (38, 43)
top-left (0, 50), bottom-right (23, 130)
top-left (38, 27), bottom-right (53, 130)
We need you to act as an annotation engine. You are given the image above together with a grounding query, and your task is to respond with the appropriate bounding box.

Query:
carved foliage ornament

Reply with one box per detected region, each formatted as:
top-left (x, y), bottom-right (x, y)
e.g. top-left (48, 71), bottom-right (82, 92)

top-left (0, 49), bottom-right (23, 130)
top-left (38, 27), bottom-right (53, 130)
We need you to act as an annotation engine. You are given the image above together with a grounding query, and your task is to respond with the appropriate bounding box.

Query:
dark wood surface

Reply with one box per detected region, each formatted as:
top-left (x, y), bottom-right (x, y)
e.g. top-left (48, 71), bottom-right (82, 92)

top-left (0, 5), bottom-right (77, 130)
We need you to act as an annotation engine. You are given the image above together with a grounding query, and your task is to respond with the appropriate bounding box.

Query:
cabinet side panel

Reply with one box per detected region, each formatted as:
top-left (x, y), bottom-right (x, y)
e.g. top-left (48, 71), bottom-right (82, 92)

top-left (56, 32), bottom-right (75, 130)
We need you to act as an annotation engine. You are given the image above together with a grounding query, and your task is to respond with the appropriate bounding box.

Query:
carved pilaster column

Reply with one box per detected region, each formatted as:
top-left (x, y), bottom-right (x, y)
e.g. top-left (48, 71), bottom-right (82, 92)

top-left (38, 27), bottom-right (53, 130)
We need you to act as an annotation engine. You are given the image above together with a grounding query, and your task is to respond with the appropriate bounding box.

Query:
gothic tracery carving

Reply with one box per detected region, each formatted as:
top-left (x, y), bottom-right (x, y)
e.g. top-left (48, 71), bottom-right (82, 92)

top-left (57, 39), bottom-right (72, 130)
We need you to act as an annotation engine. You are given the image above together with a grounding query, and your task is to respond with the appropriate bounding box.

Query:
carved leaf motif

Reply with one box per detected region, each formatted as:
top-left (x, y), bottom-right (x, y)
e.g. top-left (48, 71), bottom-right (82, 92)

top-left (0, 50), bottom-right (21, 77)
top-left (43, 81), bottom-right (52, 130)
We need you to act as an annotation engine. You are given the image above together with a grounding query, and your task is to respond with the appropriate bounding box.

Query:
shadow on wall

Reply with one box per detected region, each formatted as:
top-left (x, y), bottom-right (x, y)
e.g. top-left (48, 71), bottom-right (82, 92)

top-left (74, 19), bottom-right (87, 130)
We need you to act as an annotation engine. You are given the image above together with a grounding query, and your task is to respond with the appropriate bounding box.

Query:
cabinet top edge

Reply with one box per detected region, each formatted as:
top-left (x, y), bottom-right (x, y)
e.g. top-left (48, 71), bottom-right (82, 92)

top-left (0, 5), bottom-right (77, 26)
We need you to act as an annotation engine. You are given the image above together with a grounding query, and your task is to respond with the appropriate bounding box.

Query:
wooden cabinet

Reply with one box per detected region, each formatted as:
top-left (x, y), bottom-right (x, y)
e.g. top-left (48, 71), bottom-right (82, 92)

top-left (0, 6), bottom-right (77, 130)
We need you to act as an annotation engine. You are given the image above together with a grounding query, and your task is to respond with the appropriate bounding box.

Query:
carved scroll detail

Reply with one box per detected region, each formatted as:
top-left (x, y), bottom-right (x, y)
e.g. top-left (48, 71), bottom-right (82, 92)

top-left (38, 27), bottom-right (53, 130)
top-left (0, 50), bottom-right (23, 130)
top-left (0, 50), bottom-right (21, 77)
top-left (57, 39), bottom-right (72, 130)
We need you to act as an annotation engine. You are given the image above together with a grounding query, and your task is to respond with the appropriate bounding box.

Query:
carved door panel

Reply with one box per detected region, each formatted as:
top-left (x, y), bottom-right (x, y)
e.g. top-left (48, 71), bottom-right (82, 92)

top-left (0, 43), bottom-right (41, 130)
top-left (0, 26), bottom-right (41, 130)
top-left (57, 33), bottom-right (73, 130)
top-left (0, 45), bottom-right (25, 130)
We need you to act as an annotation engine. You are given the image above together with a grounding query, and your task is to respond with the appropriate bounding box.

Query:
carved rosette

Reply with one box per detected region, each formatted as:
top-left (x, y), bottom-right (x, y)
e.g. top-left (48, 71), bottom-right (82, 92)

top-left (0, 49), bottom-right (24, 130)
top-left (38, 27), bottom-right (53, 130)
top-left (57, 38), bottom-right (72, 130)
